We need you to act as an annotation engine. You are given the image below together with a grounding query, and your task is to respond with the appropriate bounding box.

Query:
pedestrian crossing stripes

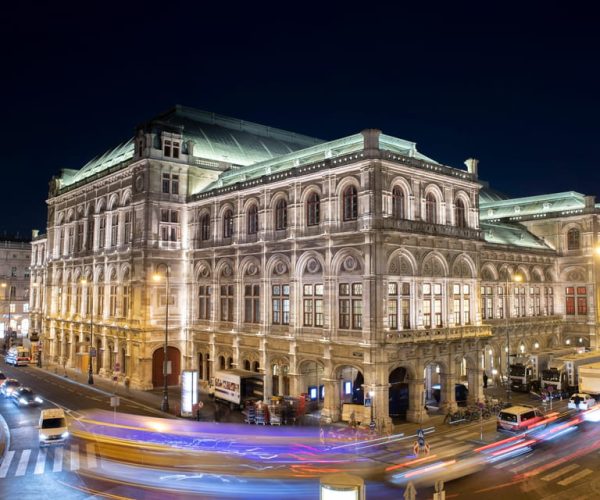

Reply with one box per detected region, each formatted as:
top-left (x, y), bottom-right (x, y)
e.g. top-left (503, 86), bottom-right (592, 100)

top-left (0, 443), bottom-right (98, 479)
top-left (540, 463), bottom-right (579, 482)
top-left (491, 450), bottom-right (593, 488)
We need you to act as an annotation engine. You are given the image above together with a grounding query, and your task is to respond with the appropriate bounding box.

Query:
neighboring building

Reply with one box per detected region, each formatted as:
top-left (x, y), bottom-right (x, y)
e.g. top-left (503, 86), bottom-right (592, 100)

top-left (33, 105), bottom-right (600, 427)
top-left (0, 234), bottom-right (32, 342)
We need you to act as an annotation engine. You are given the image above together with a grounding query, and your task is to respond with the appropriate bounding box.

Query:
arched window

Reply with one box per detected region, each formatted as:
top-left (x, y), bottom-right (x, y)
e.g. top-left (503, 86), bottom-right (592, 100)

top-left (200, 213), bottom-right (210, 241)
top-left (307, 192), bottom-right (320, 226)
top-left (425, 193), bottom-right (437, 224)
top-left (223, 209), bottom-right (233, 238)
top-left (455, 198), bottom-right (467, 228)
top-left (343, 185), bottom-right (358, 221)
top-left (244, 359), bottom-right (251, 371)
top-left (275, 199), bottom-right (287, 230)
top-left (392, 186), bottom-right (405, 219)
top-left (567, 228), bottom-right (580, 250)
top-left (247, 205), bottom-right (258, 235)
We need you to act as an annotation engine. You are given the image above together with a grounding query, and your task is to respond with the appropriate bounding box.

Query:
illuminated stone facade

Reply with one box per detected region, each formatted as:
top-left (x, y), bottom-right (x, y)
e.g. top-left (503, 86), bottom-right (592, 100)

top-left (0, 236), bottom-right (32, 340)
top-left (30, 106), bottom-right (600, 426)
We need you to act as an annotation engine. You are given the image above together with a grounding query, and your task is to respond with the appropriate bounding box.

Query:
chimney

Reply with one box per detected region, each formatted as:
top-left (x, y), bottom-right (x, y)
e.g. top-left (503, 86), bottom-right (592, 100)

top-left (584, 195), bottom-right (596, 210)
top-left (464, 158), bottom-right (479, 178)
top-left (361, 129), bottom-right (381, 155)
top-left (32, 229), bottom-right (39, 239)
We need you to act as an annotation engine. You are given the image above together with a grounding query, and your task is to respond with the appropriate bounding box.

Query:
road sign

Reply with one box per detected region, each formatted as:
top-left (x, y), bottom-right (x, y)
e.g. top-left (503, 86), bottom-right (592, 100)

top-left (110, 396), bottom-right (120, 407)
top-left (417, 428), bottom-right (425, 440)
top-left (90, 348), bottom-right (96, 357)
top-left (364, 398), bottom-right (372, 408)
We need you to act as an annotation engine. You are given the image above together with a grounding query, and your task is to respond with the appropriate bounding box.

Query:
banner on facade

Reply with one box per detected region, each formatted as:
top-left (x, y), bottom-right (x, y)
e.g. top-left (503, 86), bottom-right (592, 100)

top-left (181, 370), bottom-right (199, 417)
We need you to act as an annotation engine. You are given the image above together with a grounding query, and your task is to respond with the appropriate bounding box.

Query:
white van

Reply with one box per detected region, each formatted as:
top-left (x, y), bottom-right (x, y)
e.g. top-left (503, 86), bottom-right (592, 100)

top-left (5, 347), bottom-right (31, 366)
top-left (497, 405), bottom-right (545, 433)
top-left (39, 408), bottom-right (69, 446)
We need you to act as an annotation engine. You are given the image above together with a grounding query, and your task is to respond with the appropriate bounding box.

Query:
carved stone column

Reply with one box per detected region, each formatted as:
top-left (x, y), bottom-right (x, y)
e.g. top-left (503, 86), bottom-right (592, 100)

top-left (439, 371), bottom-right (458, 413)
top-left (467, 367), bottom-right (484, 403)
top-left (406, 378), bottom-right (429, 424)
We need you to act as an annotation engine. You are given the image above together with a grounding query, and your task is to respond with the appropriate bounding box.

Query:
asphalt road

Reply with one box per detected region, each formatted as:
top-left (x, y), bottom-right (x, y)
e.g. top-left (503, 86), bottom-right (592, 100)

top-left (1, 362), bottom-right (600, 499)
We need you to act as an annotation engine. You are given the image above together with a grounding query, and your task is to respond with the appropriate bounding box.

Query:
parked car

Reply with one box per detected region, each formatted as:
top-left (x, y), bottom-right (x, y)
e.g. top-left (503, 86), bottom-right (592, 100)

top-left (0, 371), bottom-right (7, 387)
top-left (11, 387), bottom-right (43, 407)
top-left (1, 378), bottom-right (21, 397)
top-left (5, 346), bottom-right (31, 366)
top-left (568, 393), bottom-right (596, 410)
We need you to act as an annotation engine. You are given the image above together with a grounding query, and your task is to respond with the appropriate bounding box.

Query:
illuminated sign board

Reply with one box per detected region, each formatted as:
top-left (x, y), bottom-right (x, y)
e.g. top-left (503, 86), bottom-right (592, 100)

top-left (181, 370), bottom-right (198, 417)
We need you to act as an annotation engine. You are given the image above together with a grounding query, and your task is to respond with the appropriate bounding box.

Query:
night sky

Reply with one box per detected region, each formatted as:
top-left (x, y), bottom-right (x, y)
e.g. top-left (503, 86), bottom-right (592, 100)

top-left (2, 2), bottom-right (599, 236)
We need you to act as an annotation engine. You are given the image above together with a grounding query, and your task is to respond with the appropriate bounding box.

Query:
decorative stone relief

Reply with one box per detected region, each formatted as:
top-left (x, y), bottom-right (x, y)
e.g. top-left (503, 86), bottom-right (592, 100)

top-left (222, 264), bottom-right (233, 277)
top-left (343, 256), bottom-right (358, 272)
top-left (389, 258), bottom-right (399, 275)
top-left (246, 263), bottom-right (259, 276)
top-left (274, 261), bottom-right (288, 275)
top-left (134, 174), bottom-right (144, 193)
top-left (568, 270), bottom-right (584, 282)
top-left (306, 258), bottom-right (321, 274)
top-left (199, 265), bottom-right (210, 278)
top-left (399, 257), bottom-right (412, 276)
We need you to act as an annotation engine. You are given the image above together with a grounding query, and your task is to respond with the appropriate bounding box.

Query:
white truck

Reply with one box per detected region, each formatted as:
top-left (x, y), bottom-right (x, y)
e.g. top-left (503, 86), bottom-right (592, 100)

top-left (578, 362), bottom-right (600, 396)
top-left (541, 350), bottom-right (600, 396)
top-left (212, 369), bottom-right (264, 409)
top-left (509, 348), bottom-right (576, 392)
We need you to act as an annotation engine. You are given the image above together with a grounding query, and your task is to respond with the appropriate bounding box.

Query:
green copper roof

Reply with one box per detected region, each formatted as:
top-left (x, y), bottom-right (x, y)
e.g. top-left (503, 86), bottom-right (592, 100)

top-left (480, 191), bottom-right (586, 221)
top-left (198, 132), bottom-right (441, 193)
top-left (481, 221), bottom-right (553, 250)
top-left (62, 106), bottom-right (324, 187)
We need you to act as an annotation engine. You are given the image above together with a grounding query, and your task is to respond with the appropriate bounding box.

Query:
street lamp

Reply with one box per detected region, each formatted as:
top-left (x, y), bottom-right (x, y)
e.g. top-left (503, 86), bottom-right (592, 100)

top-left (368, 390), bottom-right (375, 431)
top-left (153, 264), bottom-right (171, 413)
top-left (81, 279), bottom-right (94, 385)
top-left (505, 272), bottom-right (523, 402)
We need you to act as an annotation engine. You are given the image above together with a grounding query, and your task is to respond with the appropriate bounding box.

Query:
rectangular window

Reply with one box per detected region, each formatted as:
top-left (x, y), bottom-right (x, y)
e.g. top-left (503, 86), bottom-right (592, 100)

top-left (122, 285), bottom-right (130, 318)
top-left (577, 296), bottom-right (587, 315)
top-left (303, 284), bottom-right (324, 327)
top-left (244, 284), bottom-right (260, 323)
top-left (111, 214), bottom-right (118, 247)
top-left (87, 217), bottom-right (94, 250)
top-left (124, 211), bottom-right (132, 243)
top-left (545, 287), bottom-right (554, 315)
top-left (163, 140), bottom-right (180, 159)
top-left (388, 299), bottom-right (398, 330)
top-left (77, 222), bottom-right (84, 252)
top-left (109, 285), bottom-right (117, 316)
top-left (339, 282), bottom-right (362, 330)
top-left (272, 284), bottom-right (290, 325)
top-left (198, 285), bottom-right (211, 320)
top-left (97, 285), bottom-right (104, 317)
top-left (162, 172), bottom-right (180, 194)
top-left (160, 209), bottom-right (180, 242)
top-left (423, 282), bottom-right (442, 328)
top-left (68, 226), bottom-right (75, 253)
top-left (220, 285), bottom-right (234, 322)
top-left (98, 217), bottom-right (106, 248)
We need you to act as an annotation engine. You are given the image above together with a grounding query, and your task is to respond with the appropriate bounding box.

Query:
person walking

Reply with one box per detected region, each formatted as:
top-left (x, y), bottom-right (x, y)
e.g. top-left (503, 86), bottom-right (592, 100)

top-left (483, 372), bottom-right (489, 389)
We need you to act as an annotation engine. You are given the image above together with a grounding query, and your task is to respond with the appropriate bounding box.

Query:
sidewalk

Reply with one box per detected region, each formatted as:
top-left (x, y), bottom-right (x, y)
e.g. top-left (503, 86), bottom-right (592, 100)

top-left (37, 360), bottom-right (244, 423)
top-left (35, 361), bottom-right (494, 440)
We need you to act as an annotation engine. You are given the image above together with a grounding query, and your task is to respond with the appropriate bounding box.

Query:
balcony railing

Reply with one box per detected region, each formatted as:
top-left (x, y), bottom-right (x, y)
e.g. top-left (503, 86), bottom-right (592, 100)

top-left (386, 325), bottom-right (492, 343)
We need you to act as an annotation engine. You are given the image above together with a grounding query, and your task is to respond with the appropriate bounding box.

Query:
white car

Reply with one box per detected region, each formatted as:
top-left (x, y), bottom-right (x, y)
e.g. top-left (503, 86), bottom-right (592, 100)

top-left (568, 393), bottom-right (596, 410)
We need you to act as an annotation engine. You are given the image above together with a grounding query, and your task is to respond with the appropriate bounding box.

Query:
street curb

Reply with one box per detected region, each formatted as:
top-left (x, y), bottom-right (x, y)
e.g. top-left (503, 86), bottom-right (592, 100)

top-left (28, 364), bottom-right (179, 420)
top-left (0, 411), bottom-right (10, 466)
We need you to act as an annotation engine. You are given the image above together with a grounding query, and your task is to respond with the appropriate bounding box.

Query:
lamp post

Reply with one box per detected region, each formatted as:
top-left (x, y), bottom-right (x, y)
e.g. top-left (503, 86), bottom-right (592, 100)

top-left (81, 279), bottom-right (94, 385)
top-left (153, 264), bottom-right (170, 413)
top-left (505, 273), bottom-right (522, 402)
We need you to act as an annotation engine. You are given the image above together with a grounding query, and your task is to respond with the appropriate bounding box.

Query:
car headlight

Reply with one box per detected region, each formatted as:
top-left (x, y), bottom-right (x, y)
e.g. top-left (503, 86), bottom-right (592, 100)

top-left (61, 431), bottom-right (69, 438)
top-left (19, 398), bottom-right (28, 405)
top-left (39, 433), bottom-right (47, 440)
top-left (34, 397), bottom-right (43, 403)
